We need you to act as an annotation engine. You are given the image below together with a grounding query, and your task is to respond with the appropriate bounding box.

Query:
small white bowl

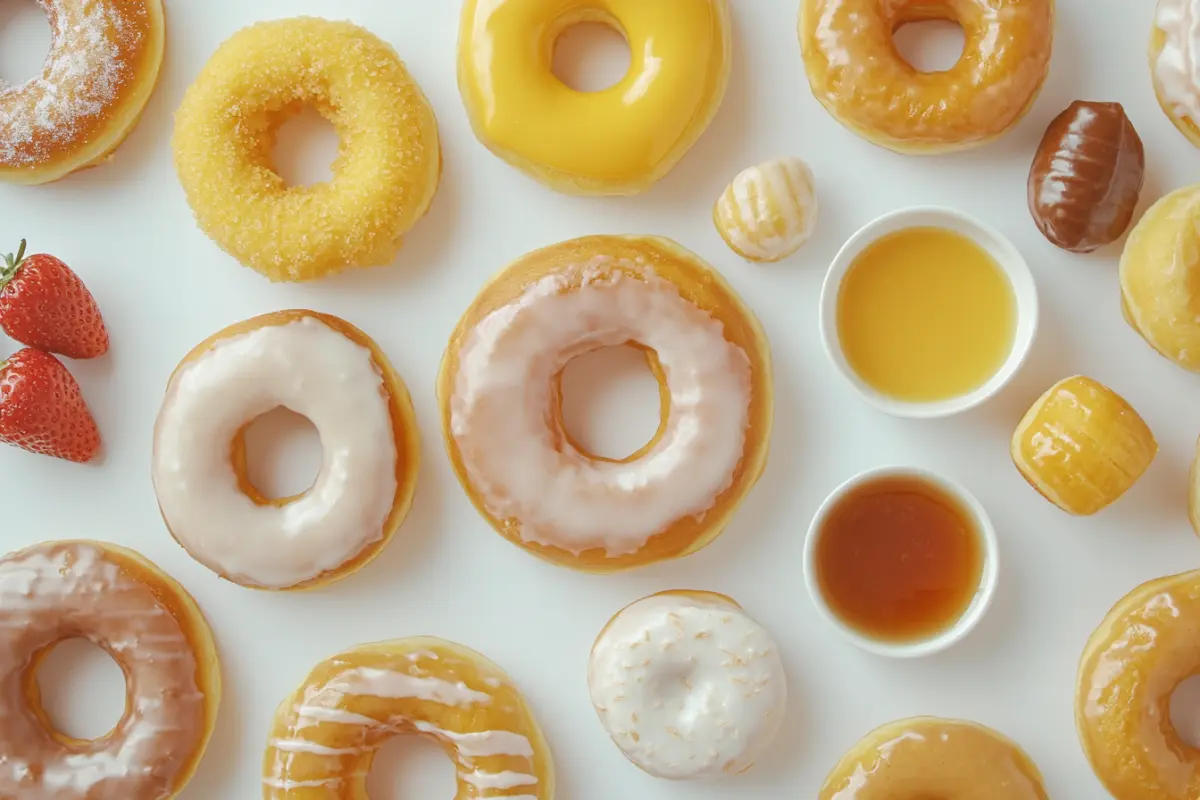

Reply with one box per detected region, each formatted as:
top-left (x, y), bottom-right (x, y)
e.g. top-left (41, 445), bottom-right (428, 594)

top-left (818, 206), bottom-right (1039, 419)
top-left (802, 465), bottom-right (1000, 659)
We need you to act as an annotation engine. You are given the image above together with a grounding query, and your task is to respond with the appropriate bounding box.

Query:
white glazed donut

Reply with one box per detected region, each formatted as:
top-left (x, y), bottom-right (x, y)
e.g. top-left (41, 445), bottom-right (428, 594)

top-left (587, 590), bottom-right (787, 780)
top-left (1152, 0), bottom-right (1200, 147)
top-left (439, 235), bottom-right (773, 573)
top-left (152, 310), bottom-right (420, 591)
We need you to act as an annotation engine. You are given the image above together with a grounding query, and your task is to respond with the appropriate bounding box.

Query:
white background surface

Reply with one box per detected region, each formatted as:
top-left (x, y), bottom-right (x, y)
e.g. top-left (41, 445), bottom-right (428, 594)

top-left (0, 1), bottom-right (1197, 797)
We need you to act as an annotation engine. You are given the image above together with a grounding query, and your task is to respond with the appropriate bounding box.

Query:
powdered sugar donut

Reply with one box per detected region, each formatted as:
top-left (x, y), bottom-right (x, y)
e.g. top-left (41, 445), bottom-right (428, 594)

top-left (0, 0), bottom-right (166, 185)
top-left (587, 590), bottom-right (787, 780)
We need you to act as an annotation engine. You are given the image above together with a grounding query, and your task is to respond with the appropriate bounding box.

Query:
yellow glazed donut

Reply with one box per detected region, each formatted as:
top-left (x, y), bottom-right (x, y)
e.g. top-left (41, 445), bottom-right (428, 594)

top-left (1011, 376), bottom-right (1157, 517)
top-left (1120, 184), bottom-right (1200, 372)
top-left (1077, 570), bottom-right (1200, 800)
top-left (819, 716), bottom-right (1048, 798)
top-left (172, 17), bottom-right (441, 282)
top-left (0, 540), bottom-right (220, 798)
top-left (0, 0), bottom-right (165, 185)
top-left (457, 0), bottom-right (731, 195)
top-left (263, 637), bottom-right (554, 799)
top-left (439, 235), bottom-right (773, 573)
top-left (1151, 0), bottom-right (1200, 148)
top-left (799, 0), bottom-right (1055, 154)
top-left (152, 310), bottom-right (420, 591)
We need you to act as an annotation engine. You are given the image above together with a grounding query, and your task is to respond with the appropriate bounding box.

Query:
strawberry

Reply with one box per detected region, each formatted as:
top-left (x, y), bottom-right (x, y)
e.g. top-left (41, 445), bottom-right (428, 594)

top-left (0, 240), bottom-right (109, 360)
top-left (0, 348), bottom-right (100, 463)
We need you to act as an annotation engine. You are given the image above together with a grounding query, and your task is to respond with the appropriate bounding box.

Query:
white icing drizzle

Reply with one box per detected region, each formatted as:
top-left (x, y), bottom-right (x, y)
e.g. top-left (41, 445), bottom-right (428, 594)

top-left (411, 721), bottom-right (535, 758)
top-left (0, 0), bottom-right (146, 166)
top-left (0, 543), bottom-right (207, 798)
top-left (715, 157), bottom-right (817, 261)
top-left (462, 769), bottom-right (538, 790)
top-left (325, 668), bottom-right (493, 706)
top-left (152, 317), bottom-right (400, 589)
top-left (451, 259), bottom-right (753, 556)
top-left (588, 593), bottom-right (787, 780)
top-left (1155, 0), bottom-right (1200, 123)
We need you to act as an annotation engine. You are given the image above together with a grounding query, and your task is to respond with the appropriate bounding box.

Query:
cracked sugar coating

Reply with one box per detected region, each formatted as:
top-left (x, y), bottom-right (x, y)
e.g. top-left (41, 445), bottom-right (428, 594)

top-left (587, 590), bottom-right (787, 780)
top-left (172, 17), bottom-right (441, 282)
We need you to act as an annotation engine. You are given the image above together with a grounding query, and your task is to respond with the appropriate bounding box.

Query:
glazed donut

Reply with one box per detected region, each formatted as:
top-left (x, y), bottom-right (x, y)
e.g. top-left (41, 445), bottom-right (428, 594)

top-left (1077, 569), bottom-right (1200, 800)
top-left (457, 0), bottom-right (731, 195)
top-left (587, 590), bottom-right (786, 780)
top-left (263, 637), bottom-right (554, 799)
top-left (0, 0), bottom-right (165, 185)
top-left (172, 17), bottom-right (441, 282)
top-left (438, 235), bottom-right (773, 572)
top-left (152, 310), bottom-right (419, 591)
top-left (1120, 184), bottom-right (1200, 373)
top-left (1151, 0), bottom-right (1200, 148)
top-left (798, 0), bottom-right (1055, 154)
top-left (819, 717), bottom-right (1048, 798)
top-left (0, 540), bottom-right (220, 798)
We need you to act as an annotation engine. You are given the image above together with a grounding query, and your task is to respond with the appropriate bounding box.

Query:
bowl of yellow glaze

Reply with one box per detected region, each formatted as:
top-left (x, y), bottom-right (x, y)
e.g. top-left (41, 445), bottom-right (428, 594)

top-left (819, 207), bottom-right (1038, 419)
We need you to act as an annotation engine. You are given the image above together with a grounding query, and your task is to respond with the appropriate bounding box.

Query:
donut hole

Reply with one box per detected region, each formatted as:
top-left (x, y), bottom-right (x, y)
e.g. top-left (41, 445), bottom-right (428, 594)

top-left (271, 104), bottom-right (340, 188)
top-left (241, 407), bottom-right (324, 501)
top-left (1170, 674), bottom-right (1200, 748)
top-left (892, 19), bottom-right (965, 73)
top-left (552, 20), bottom-right (631, 92)
top-left (559, 344), bottom-right (665, 461)
top-left (366, 734), bottom-right (458, 798)
top-left (0, 1), bottom-right (51, 86)
top-left (35, 638), bottom-right (126, 741)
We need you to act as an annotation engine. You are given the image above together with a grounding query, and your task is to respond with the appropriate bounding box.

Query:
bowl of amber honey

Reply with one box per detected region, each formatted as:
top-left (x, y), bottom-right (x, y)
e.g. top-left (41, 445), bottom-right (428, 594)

top-left (802, 466), bottom-right (999, 658)
top-left (819, 207), bottom-right (1038, 418)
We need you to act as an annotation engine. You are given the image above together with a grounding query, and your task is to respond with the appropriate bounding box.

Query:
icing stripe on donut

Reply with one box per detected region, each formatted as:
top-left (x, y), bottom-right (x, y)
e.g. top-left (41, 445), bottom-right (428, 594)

top-left (1156, 1), bottom-right (1200, 122)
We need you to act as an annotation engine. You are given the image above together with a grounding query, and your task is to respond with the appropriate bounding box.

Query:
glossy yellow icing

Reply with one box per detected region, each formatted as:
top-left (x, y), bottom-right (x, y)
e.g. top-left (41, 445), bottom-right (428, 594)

top-left (1077, 570), bottom-right (1200, 800)
top-left (458, 0), bottom-right (731, 195)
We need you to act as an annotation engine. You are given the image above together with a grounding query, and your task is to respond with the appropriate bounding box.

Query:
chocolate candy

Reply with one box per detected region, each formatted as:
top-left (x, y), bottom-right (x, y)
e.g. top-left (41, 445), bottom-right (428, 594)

top-left (1028, 101), bottom-right (1145, 253)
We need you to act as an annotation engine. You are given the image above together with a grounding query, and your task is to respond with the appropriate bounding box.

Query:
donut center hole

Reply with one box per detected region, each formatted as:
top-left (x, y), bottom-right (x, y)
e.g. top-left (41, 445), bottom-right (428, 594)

top-left (243, 407), bottom-right (323, 500)
top-left (366, 734), bottom-right (458, 799)
top-left (36, 638), bottom-right (126, 741)
top-left (0, 1), bottom-right (51, 86)
top-left (552, 21), bottom-right (631, 92)
top-left (1170, 674), bottom-right (1200, 748)
top-left (272, 104), bottom-right (340, 188)
top-left (892, 19), bottom-right (965, 73)
top-left (560, 344), bottom-right (663, 461)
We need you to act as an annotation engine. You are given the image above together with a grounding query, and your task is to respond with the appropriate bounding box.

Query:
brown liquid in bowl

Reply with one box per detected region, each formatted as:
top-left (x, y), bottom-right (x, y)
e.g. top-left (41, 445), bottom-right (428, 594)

top-left (816, 475), bottom-right (983, 642)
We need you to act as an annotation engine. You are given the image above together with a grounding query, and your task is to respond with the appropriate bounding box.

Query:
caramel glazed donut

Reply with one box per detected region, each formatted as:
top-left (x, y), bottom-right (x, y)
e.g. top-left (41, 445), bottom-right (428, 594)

top-left (0, 0), bottom-right (165, 185)
top-left (1077, 569), bottom-right (1200, 799)
top-left (263, 637), bottom-right (554, 799)
top-left (0, 540), bottom-right (220, 798)
top-left (439, 235), bottom-right (773, 572)
top-left (152, 311), bottom-right (420, 591)
top-left (799, 0), bottom-right (1054, 154)
top-left (818, 716), bottom-right (1048, 798)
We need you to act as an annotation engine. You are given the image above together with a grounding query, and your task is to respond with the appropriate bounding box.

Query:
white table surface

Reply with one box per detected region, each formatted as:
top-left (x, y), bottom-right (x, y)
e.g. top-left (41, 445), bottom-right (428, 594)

top-left (1, 1), bottom-right (1196, 797)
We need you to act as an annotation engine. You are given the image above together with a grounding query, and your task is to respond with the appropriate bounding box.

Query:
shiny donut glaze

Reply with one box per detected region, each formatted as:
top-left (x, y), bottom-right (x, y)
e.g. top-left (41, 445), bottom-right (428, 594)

top-left (0, 540), bottom-right (218, 799)
top-left (1028, 101), bottom-right (1144, 253)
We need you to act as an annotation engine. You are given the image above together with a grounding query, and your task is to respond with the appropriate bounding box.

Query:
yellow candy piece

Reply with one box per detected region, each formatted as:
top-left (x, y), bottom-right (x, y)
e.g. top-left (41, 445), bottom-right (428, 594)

top-left (713, 157), bottom-right (818, 263)
top-left (1011, 376), bottom-right (1156, 516)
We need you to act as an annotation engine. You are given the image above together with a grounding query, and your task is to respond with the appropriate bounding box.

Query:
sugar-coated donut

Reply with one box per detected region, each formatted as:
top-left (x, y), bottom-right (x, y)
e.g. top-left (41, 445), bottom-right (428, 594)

top-left (0, 540), bottom-right (220, 798)
top-left (587, 590), bottom-right (786, 780)
top-left (819, 716), bottom-right (1048, 798)
top-left (438, 235), bottom-right (773, 572)
top-left (1151, 0), bottom-right (1200, 148)
top-left (172, 17), bottom-right (441, 282)
top-left (457, 0), bottom-right (731, 195)
top-left (799, 0), bottom-right (1054, 154)
top-left (1077, 570), bottom-right (1200, 800)
top-left (1120, 184), bottom-right (1200, 372)
top-left (714, 157), bottom-right (818, 263)
top-left (263, 637), bottom-right (554, 799)
top-left (0, 0), bottom-right (165, 185)
top-left (152, 310), bottom-right (420, 591)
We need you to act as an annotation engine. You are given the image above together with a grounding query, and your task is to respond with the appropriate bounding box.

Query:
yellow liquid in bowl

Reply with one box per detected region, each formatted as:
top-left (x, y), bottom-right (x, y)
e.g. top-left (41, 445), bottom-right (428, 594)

top-left (837, 226), bottom-right (1017, 402)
